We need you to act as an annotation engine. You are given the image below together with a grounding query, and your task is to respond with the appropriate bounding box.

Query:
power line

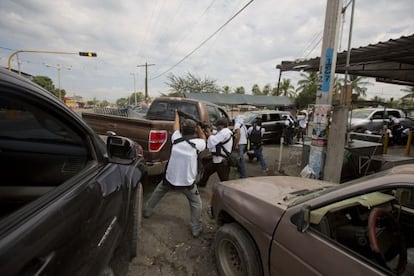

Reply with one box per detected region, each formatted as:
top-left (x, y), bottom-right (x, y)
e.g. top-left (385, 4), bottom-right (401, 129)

top-left (151, 0), bottom-right (218, 76)
top-left (151, 0), bottom-right (254, 80)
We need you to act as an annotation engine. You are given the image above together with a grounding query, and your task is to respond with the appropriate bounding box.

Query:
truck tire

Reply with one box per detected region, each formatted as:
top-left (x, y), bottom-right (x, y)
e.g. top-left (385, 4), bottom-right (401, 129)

top-left (127, 182), bottom-right (143, 260)
top-left (215, 223), bottom-right (263, 276)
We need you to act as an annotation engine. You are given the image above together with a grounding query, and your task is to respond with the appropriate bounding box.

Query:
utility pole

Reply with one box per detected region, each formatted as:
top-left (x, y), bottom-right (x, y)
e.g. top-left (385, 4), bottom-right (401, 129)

top-left (307, 0), bottom-right (342, 179)
top-left (130, 72), bottom-right (137, 106)
top-left (137, 62), bottom-right (155, 102)
top-left (45, 63), bottom-right (72, 101)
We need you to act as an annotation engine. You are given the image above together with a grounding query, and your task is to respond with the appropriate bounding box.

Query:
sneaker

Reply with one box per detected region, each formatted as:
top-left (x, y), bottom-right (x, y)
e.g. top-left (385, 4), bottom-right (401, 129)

top-left (262, 169), bottom-right (269, 175)
top-left (192, 227), bottom-right (202, 238)
top-left (207, 205), bottom-right (214, 219)
top-left (143, 209), bottom-right (151, 218)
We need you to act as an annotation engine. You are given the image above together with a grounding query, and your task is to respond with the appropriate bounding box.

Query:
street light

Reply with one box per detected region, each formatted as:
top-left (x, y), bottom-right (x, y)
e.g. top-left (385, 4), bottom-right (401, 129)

top-left (8, 50), bottom-right (97, 72)
top-left (45, 63), bottom-right (72, 100)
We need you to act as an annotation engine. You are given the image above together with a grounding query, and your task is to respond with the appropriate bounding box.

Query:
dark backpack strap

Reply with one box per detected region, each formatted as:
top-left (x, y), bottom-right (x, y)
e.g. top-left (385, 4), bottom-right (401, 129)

top-left (213, 135), bottom-right (232, 158)
top-left (173, 137), bottom-right (200, 154)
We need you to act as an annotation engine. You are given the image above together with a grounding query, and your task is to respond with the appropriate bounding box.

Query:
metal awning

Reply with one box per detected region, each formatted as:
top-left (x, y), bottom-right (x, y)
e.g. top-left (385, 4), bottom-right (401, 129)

top-left (277, 34), bottom-right (414, 86)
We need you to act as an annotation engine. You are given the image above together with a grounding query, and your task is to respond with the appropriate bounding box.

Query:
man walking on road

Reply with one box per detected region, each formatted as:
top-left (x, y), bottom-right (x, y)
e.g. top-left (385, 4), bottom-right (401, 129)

top-left (234, 116), bottom-right (248, 178)
top-left (247, 117), bottom-right (268, 174)
top-left (143, 110), bottom-right (206, 238)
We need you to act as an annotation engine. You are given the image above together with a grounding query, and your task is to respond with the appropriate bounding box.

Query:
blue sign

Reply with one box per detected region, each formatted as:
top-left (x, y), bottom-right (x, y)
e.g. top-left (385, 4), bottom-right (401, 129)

top-left (322, 48), bottom-right (333, 92)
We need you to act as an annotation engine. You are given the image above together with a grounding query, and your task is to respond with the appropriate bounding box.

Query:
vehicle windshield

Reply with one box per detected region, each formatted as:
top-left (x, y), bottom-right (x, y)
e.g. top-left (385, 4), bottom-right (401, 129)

top-left (350, 109), bottom-right (373, 119)
top-left (242, 112), bottom-right (259, 124)
top-left (290, 170), bottom-right (392, 205)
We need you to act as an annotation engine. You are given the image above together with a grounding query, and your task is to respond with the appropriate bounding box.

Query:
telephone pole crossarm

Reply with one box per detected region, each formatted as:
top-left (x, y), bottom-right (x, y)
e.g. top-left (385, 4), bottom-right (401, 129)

top-left (137, 62), bottom-right (155, 102)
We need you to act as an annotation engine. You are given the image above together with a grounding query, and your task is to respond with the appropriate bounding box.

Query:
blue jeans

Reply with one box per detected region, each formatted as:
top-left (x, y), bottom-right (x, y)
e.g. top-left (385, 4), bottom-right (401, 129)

top-left (237, 144), bottom-right (247, 178)
top-left (254, 146), bottom-right (267, 171)
top-left (143, 180), bottom-right (202, 234)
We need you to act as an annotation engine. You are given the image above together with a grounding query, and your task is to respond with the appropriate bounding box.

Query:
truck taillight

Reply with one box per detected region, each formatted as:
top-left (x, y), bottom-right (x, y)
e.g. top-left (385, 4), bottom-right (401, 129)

top-left (149, 130), bottom-right (168, 152)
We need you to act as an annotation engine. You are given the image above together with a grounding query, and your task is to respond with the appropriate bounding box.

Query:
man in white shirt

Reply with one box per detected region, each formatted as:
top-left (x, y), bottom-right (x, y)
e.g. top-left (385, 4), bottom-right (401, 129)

top-left (234, 116), bottom-right (248, 178)
top-left (198, 118), bottom-right (233, 187)
top-left (143, 110), bottom-right (206, 238)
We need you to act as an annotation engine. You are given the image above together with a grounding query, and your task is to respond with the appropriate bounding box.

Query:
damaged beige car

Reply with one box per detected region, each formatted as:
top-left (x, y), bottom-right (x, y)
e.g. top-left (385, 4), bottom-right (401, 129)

top-left (211, 165), bottom-right (414, 276)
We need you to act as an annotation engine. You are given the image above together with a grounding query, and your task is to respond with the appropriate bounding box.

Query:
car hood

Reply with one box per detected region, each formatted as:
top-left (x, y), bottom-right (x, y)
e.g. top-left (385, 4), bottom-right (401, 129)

top-left (213, 176), bottom-right (333, 236)
top-left (218, 176), bottom-right (332, 207)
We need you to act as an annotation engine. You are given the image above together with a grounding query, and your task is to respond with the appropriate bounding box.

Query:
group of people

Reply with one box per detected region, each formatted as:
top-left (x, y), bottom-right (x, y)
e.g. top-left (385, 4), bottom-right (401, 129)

top-left (283, 111), bottom-right (308, 145)
top-left (142, 111), bottom-right (268, 238)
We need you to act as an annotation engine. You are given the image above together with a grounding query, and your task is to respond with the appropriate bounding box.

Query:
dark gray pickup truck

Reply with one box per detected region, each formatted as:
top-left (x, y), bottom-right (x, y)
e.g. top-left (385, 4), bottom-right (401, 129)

top-left (0, 68), bottom-right (146, 275)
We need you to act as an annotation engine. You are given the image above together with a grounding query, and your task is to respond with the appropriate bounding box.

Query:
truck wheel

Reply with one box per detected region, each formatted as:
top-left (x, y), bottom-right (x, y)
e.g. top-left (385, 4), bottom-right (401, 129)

top-left (215, 223), bottom-right (263, 276)
top-left (127, 182), bottom-right (143, 260)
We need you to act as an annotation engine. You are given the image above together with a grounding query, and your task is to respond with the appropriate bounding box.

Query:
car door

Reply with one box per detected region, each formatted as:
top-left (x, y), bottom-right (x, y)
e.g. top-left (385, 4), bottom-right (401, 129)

top-left (269, 177), bottom-right (414, 275)
top-left (370, 110), bottom-right (387, 132)
top-left (0, 77), bottom-right (129, 275)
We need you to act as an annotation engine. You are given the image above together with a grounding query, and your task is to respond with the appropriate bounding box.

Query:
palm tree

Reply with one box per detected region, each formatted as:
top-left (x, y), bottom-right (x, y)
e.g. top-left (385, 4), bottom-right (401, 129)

top-left (279, 78), bottom-right (295, 97)
top-left (346, 75), bottom-right (372, 98)
top-left (295, 72), bottom-right (318, 109)
top-left (221, 85), bottom-right (232, 94)
top-left (296, 72), bottom-right (318, 93)
top-left (262, 84), bottom-right (272, 96)
top-left (252, 84), bottom-right (261, 95)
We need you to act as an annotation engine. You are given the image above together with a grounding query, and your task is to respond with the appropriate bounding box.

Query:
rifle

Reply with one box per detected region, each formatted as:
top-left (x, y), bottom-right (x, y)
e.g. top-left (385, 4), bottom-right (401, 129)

top-left (177, 110), bottom-right (210, 131)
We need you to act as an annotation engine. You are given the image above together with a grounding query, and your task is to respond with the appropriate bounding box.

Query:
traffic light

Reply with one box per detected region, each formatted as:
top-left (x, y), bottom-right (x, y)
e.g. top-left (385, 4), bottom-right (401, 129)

top-left (79, 52), bottom-right (97, 57)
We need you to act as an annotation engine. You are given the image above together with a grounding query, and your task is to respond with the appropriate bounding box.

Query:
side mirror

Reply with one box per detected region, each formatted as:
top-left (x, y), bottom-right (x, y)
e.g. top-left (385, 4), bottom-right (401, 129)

top-left (107, 136), bottom-right (142, 165)
top-left (296, 205), bottom-right (311, 233)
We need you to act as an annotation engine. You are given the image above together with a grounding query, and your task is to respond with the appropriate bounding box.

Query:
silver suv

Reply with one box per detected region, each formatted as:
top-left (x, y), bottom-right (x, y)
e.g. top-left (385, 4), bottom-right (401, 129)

top-left (349, 108), bottom-right (414, 134)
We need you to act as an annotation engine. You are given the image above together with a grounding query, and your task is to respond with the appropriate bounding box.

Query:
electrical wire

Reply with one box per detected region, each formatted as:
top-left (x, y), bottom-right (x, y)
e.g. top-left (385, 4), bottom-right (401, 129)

top-left (150, 0), bottom-right (254, 80)
top-left (151, 0), bottom-right (218, 76)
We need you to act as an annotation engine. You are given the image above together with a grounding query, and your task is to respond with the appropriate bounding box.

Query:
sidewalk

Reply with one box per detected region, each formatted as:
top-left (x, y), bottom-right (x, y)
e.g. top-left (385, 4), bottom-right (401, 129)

top-left (244, 142), bottom-right (414, 180)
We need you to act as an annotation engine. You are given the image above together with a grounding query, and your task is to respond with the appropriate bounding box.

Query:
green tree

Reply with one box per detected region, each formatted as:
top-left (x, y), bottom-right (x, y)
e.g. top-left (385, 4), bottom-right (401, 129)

top-left (33, 76), bottom-right (58, 97)
top-left (295, 72), bottom-right (318, 109)
top-left (221, 85), bottom-right (232, 94)
top-left (165, 72), bottom-right (220, 95)
top-left (262, 84), bottom-right (272, 96)
top-left (116, 98), bottom-right (129, 107)
top-left (252, 84), bottom-right (261, 95)
top-left (340, 75), bottom-right (372, 98)
top-left (128, 92), bottom-right (144, 105)
top-left (279, 78), bottom-right (295, 97)
top-left (99, 100), bottom-right (110, 108)
top-left (234, 86), bottom-right (245, 94)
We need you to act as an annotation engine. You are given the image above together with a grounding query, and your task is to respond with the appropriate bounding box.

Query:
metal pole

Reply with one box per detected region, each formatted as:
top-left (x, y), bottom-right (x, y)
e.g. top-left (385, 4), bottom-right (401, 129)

top-left (276, 69), bottom-right (282, 96)
top-left (137, 62), bottom-right (155, 103)
top-left (131, 73), bottom-right (137, 106)
top-left (57, 66), bottom-right (61, 100)
top-left (308, 0), bottom-right (342, 180)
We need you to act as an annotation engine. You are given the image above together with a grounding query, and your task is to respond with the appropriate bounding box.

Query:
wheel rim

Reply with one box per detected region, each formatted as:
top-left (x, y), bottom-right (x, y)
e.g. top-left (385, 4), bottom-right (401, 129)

top-left (218, 238), bottom-right (243, 276)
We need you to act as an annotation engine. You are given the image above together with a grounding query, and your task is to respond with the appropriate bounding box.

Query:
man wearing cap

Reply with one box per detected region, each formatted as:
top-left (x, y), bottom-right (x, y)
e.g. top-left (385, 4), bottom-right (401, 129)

top-left (197, 117), bottom-right (233, 187)
top-left (143, 110), bottom-right (206, 238)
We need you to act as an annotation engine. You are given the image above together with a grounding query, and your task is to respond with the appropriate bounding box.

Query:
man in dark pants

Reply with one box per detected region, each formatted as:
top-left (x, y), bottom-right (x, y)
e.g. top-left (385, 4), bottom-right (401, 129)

top-left (197, 118), bottom-right (233, 217)
top-left (197, 118), bottom-right (233, 187)
top-left (143, 110), bottom-right (206, 238)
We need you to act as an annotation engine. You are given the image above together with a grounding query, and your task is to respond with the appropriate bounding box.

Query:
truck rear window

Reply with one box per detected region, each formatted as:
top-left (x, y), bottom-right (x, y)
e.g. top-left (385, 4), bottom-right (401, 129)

top-left (146, 101), bottom-right (200, 121)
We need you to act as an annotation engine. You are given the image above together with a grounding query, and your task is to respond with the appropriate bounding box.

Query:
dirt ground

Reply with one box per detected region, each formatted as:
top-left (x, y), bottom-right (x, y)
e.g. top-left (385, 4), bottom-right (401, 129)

top-left (124, 142), bottom-right (413, 276)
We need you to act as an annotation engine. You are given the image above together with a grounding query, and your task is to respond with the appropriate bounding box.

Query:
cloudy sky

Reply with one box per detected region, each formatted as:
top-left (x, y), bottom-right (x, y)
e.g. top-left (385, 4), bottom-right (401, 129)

top-left (1, 0), bottom-right (413, 102)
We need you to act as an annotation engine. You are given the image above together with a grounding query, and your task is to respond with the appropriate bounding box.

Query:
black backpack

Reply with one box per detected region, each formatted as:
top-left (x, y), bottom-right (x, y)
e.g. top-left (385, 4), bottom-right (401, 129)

top-left (248, 125), bottom-right (262, 148)
top-left (172, 137), bottom-right (204, 184)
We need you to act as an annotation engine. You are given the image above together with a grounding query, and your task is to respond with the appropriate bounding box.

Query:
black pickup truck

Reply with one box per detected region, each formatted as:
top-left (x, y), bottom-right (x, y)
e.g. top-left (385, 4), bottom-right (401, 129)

top-left (0, 68), bottom-right (146, 275)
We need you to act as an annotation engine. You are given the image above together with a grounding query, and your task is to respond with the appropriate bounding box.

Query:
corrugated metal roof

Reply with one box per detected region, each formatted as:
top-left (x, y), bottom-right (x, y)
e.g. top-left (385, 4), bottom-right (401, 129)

top-left (277, 34), bottom-right (414, 86)
top-left (183, 92), bottom-right (294, 107)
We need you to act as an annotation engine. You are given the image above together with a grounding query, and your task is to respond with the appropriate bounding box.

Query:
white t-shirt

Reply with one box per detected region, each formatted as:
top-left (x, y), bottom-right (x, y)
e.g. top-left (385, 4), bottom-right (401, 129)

top-left (234, 121), bottom-right (248, 145)
top-left (165, 131), bottom-right (206, 187)
top-left (207, 128), bottom-right (233, 164)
